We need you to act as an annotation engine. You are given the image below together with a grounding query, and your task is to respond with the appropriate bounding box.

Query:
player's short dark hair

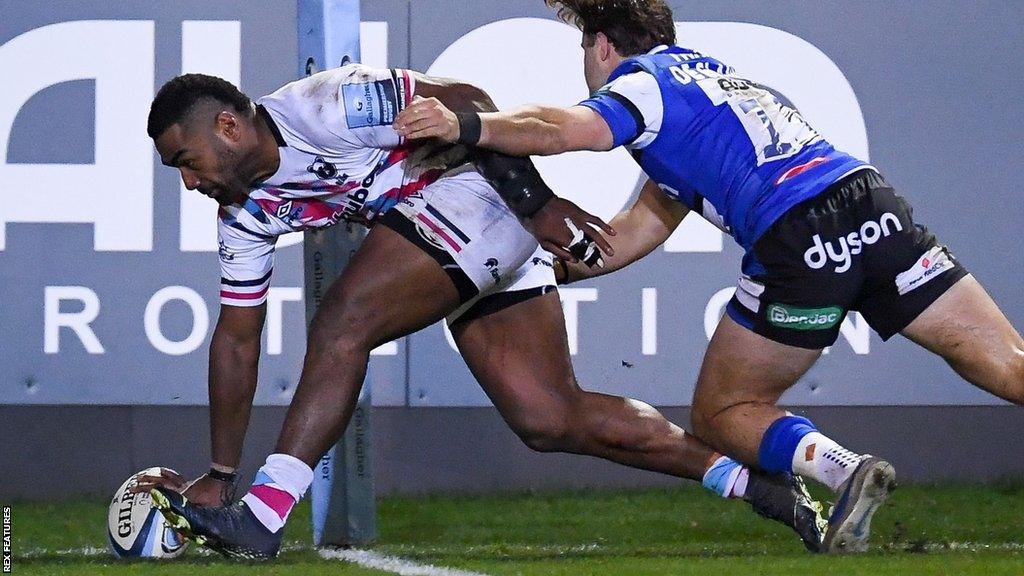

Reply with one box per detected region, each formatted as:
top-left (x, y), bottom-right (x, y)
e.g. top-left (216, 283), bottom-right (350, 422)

top-left (147, 73), bottom-right (251, 140)
top-left (546, 0), bottom-right (675, 56)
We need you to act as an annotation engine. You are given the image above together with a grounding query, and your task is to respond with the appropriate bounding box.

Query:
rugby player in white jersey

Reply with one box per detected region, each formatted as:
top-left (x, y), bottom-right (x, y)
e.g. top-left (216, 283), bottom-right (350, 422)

top-left (137, 65), bottom-right (829, 559)
top-left (395, 0), bottom-right (1024, 554)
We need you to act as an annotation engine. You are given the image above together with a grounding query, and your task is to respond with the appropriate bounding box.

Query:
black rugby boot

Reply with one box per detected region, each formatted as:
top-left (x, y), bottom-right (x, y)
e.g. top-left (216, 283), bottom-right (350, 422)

top-left (150, 487), bottom-right (282, 561)
top-left (745, 470), bottom-right (828, 552)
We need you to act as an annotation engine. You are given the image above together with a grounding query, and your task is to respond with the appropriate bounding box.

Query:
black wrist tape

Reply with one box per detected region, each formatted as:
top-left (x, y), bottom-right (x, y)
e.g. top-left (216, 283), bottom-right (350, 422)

top-left (472, 152), bottom-right (554, 218)
top-left (208, 468), bottom-right (237, 483)
top-left (455, 112), bottom-right (482, 146)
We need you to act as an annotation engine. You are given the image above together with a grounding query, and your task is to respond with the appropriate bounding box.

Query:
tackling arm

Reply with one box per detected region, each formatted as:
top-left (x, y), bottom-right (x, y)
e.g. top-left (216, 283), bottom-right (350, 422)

top-left (394, 97), bottom-right (615, 156)
top-left (477, 105), bottom-right (615, 156)
top-left (558, 179), bottom-right (688, 283)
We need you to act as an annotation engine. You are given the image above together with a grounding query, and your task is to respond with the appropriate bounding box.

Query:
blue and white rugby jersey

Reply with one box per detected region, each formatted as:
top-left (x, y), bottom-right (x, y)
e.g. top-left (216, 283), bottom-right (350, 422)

top-left (579, 45), bottom-right (869, 252)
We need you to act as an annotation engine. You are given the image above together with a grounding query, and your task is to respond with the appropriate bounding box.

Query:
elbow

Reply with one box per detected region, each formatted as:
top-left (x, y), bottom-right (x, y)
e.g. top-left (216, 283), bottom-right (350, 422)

top-left (447, 82), bottom-right (497, 113)
top-left (547, 128), bottom-right (577, 156)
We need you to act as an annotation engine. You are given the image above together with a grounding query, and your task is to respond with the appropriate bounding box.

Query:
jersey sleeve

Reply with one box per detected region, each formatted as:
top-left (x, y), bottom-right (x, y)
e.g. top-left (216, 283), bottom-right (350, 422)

top-left (578, 71), bottom-right (664, 149)
top-left (258, 64), bottom-right (415, 154)
top-left (335, 67), bottom-right (416, 149)
top-left (217, 217), bottom-right (276, 307)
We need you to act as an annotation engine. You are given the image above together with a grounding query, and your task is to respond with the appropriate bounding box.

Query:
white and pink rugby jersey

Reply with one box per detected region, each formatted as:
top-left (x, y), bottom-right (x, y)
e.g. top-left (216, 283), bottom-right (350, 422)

top-left (217, 64), bottom-right (449, 307)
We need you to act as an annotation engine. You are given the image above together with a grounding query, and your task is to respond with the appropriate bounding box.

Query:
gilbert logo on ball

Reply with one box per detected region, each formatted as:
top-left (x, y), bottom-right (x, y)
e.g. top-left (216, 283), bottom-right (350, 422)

top-left (107, 468), bottom-right (188, 559)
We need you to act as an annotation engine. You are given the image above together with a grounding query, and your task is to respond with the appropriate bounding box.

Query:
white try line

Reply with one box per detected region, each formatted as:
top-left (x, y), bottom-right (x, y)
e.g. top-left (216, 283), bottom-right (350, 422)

top-left (319, 548), bottom-right (491, 576)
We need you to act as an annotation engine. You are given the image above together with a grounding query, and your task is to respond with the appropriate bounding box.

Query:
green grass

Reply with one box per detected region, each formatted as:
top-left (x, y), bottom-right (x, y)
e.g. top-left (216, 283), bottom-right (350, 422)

top-left (8, 483), bottom-right (1024, 575)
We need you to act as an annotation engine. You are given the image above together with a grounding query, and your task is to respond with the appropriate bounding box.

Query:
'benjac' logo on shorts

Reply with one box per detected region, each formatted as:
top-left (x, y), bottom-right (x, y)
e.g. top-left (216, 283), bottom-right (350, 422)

top-left (767, 304), bottom-right (843, 331)
top-left (804, 212), bottom-right (903, 273)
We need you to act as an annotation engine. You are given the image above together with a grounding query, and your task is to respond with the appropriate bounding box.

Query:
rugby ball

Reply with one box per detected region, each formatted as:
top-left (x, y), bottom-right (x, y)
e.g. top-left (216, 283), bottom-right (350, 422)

top-left (107, 467), bottom-right (189, 559)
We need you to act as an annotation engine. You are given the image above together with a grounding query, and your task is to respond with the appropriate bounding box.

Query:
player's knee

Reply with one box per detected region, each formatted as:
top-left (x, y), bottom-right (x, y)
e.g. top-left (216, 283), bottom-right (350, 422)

top-left (690, 396), bottom-right (716, 440)
top-left (1006, 347), bottom-right (1024, 404)
top-left (512, 412), bottom-right (575, 453)
top-left (308, 299), bottom-right (378, 358)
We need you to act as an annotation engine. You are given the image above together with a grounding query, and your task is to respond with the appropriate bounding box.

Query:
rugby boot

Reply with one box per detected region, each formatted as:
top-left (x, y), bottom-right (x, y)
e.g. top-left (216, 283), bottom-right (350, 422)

top-left (150, 487), bottom-right (282, 560)
top-left (745, 470), bottom-right (828, 552)
top-left (822, 456), bottom-right (896, 553)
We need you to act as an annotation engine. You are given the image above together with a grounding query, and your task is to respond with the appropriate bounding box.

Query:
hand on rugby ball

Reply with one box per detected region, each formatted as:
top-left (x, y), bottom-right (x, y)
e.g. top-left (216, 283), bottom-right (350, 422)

top-left (130, 467), bottom-right (233, 507)
top-left (130, 467), bottom-right (188, 495)
top-left (526, 197), bottom-right (614, 267)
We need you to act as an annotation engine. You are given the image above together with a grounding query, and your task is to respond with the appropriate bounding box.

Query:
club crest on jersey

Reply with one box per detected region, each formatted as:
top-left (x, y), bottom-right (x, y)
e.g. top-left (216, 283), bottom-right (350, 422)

top-left (218, 240), bottom-right (235, 262)
top-left (485, 257), bottom-right (501, 285)
top-left (307, 156), bottom-right (337, 179)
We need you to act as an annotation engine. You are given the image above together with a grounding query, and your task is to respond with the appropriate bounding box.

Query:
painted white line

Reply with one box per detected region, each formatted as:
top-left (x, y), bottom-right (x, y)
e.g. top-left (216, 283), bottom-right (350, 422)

top-left (906, 541), bottom-right (1024, 553)
top-left (21, 546), bottom-right (108, 557)
top-left (319, 547), bottom-right (490, 576)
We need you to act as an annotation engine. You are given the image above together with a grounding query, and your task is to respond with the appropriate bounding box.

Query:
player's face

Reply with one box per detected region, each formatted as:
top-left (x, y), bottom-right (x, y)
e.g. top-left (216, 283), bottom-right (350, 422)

top-left (155, 122), bottom-right (250, 206)
top-left (581, 33), bottom-right (613, 93)
top-left (582, 34), bottom-right (604, 93)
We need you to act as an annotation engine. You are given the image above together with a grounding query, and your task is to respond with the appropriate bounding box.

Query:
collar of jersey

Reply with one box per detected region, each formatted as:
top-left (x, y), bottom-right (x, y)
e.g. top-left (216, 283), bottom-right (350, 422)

top-left (257, 104), bottom-right (288, 148)
top-left (608, 44), bottom-right (691, 83)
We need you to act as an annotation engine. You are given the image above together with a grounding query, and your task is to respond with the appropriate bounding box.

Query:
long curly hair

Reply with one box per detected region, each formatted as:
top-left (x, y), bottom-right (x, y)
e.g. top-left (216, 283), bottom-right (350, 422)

top-left (545, 0), bottom-right (676, 55)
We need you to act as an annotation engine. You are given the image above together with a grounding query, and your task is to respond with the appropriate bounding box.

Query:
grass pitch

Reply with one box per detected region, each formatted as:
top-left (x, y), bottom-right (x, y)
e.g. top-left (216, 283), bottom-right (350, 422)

top-left (9, 483), bottom-right (1024, 575)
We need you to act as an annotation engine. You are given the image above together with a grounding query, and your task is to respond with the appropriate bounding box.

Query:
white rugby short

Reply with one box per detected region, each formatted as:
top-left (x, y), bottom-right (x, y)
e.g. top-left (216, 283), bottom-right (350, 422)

top-left (380, 165), bottom-right (555, 324)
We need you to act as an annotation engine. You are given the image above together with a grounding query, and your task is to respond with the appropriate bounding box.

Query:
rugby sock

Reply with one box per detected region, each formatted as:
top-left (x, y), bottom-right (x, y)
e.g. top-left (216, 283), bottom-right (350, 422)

top-left (792, 432), bottom-right (863, 493)
top-left (758, 415), bottom-right (863, 493)
top-left (702, 456), bottom-right (750, 499)
top-left (241, 454), bottom-right (313, 533)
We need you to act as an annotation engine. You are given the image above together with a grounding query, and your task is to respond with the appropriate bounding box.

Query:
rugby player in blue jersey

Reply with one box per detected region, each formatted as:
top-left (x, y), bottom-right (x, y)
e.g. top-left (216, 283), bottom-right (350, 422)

top-left (395, 0), bottom-right (1024, 553)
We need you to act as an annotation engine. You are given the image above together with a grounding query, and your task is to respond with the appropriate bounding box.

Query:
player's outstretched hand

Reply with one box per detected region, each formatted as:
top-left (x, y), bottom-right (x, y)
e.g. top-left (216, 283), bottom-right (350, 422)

top-left (526, 197), bottom-right (615, 267)
top-left (131, 467), bottom-right (188, 495)
top-left (131, 468), bottom-right (234, 507)
top-left (394, 96), bottom-right (459, 143)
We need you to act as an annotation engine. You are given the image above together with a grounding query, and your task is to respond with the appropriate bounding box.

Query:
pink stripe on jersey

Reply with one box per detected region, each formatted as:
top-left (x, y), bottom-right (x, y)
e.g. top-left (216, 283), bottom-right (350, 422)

top-left (416, 213), bottom-right (462, 253)
top-left (221, 287), bottom-right (270, 300)
top-left (400, 70), bottom-right (412, 105)
top-left (248, 484), bottom-right (295, 520)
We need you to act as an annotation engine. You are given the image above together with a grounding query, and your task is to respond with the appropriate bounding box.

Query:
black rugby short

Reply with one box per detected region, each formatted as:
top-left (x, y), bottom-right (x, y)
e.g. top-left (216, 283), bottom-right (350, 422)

top-left (726, 169), bottom-right (968, 349)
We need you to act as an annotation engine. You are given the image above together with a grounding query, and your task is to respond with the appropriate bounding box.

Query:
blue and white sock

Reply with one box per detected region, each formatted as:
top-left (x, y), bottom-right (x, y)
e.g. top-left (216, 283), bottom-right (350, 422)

top-left (758, 415), bottom-right (862, 492)
top-left (792, 432), bottom-right (863, 492)
top-left (702, 456), bottom-right (750, 499)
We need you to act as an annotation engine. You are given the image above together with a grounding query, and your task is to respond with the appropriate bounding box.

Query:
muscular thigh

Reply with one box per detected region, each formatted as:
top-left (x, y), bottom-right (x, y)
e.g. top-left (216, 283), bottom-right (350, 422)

top-left (308, 223), bottom-right (460, 349)
top-left (451, 290), bottom-right (578, 424)
top-left (901, 274), bottom-right (1024, 401)
top-left (694, 313), bottom-right (821, 414)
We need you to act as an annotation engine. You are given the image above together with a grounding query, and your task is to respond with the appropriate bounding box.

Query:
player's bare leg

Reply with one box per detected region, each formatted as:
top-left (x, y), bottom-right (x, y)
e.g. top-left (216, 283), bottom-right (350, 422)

top-left (690, 314), bottom-right (893, 553)
top-left (274, 226), bottom-right (460, 465)
top-left (453, 290), bottom-right (827, 550)
top-left (454, 290), bottom-right (713, 479)
top-left (690, 315), bottom-right (820, 465)
top-left (901, 275), bottom-right (1024, 404)
top-left (153, 224), bottom-right (462, 560)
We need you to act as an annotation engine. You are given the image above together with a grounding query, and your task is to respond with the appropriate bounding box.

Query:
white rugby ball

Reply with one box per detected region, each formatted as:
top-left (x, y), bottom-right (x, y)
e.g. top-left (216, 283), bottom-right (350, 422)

top-left (107, 467), bottom-right (189, 559)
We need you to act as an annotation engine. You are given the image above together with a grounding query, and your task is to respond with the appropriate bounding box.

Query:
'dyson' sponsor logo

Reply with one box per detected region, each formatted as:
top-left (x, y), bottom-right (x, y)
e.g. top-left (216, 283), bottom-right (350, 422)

top-left (804, 212), bottom-right (903, 273)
